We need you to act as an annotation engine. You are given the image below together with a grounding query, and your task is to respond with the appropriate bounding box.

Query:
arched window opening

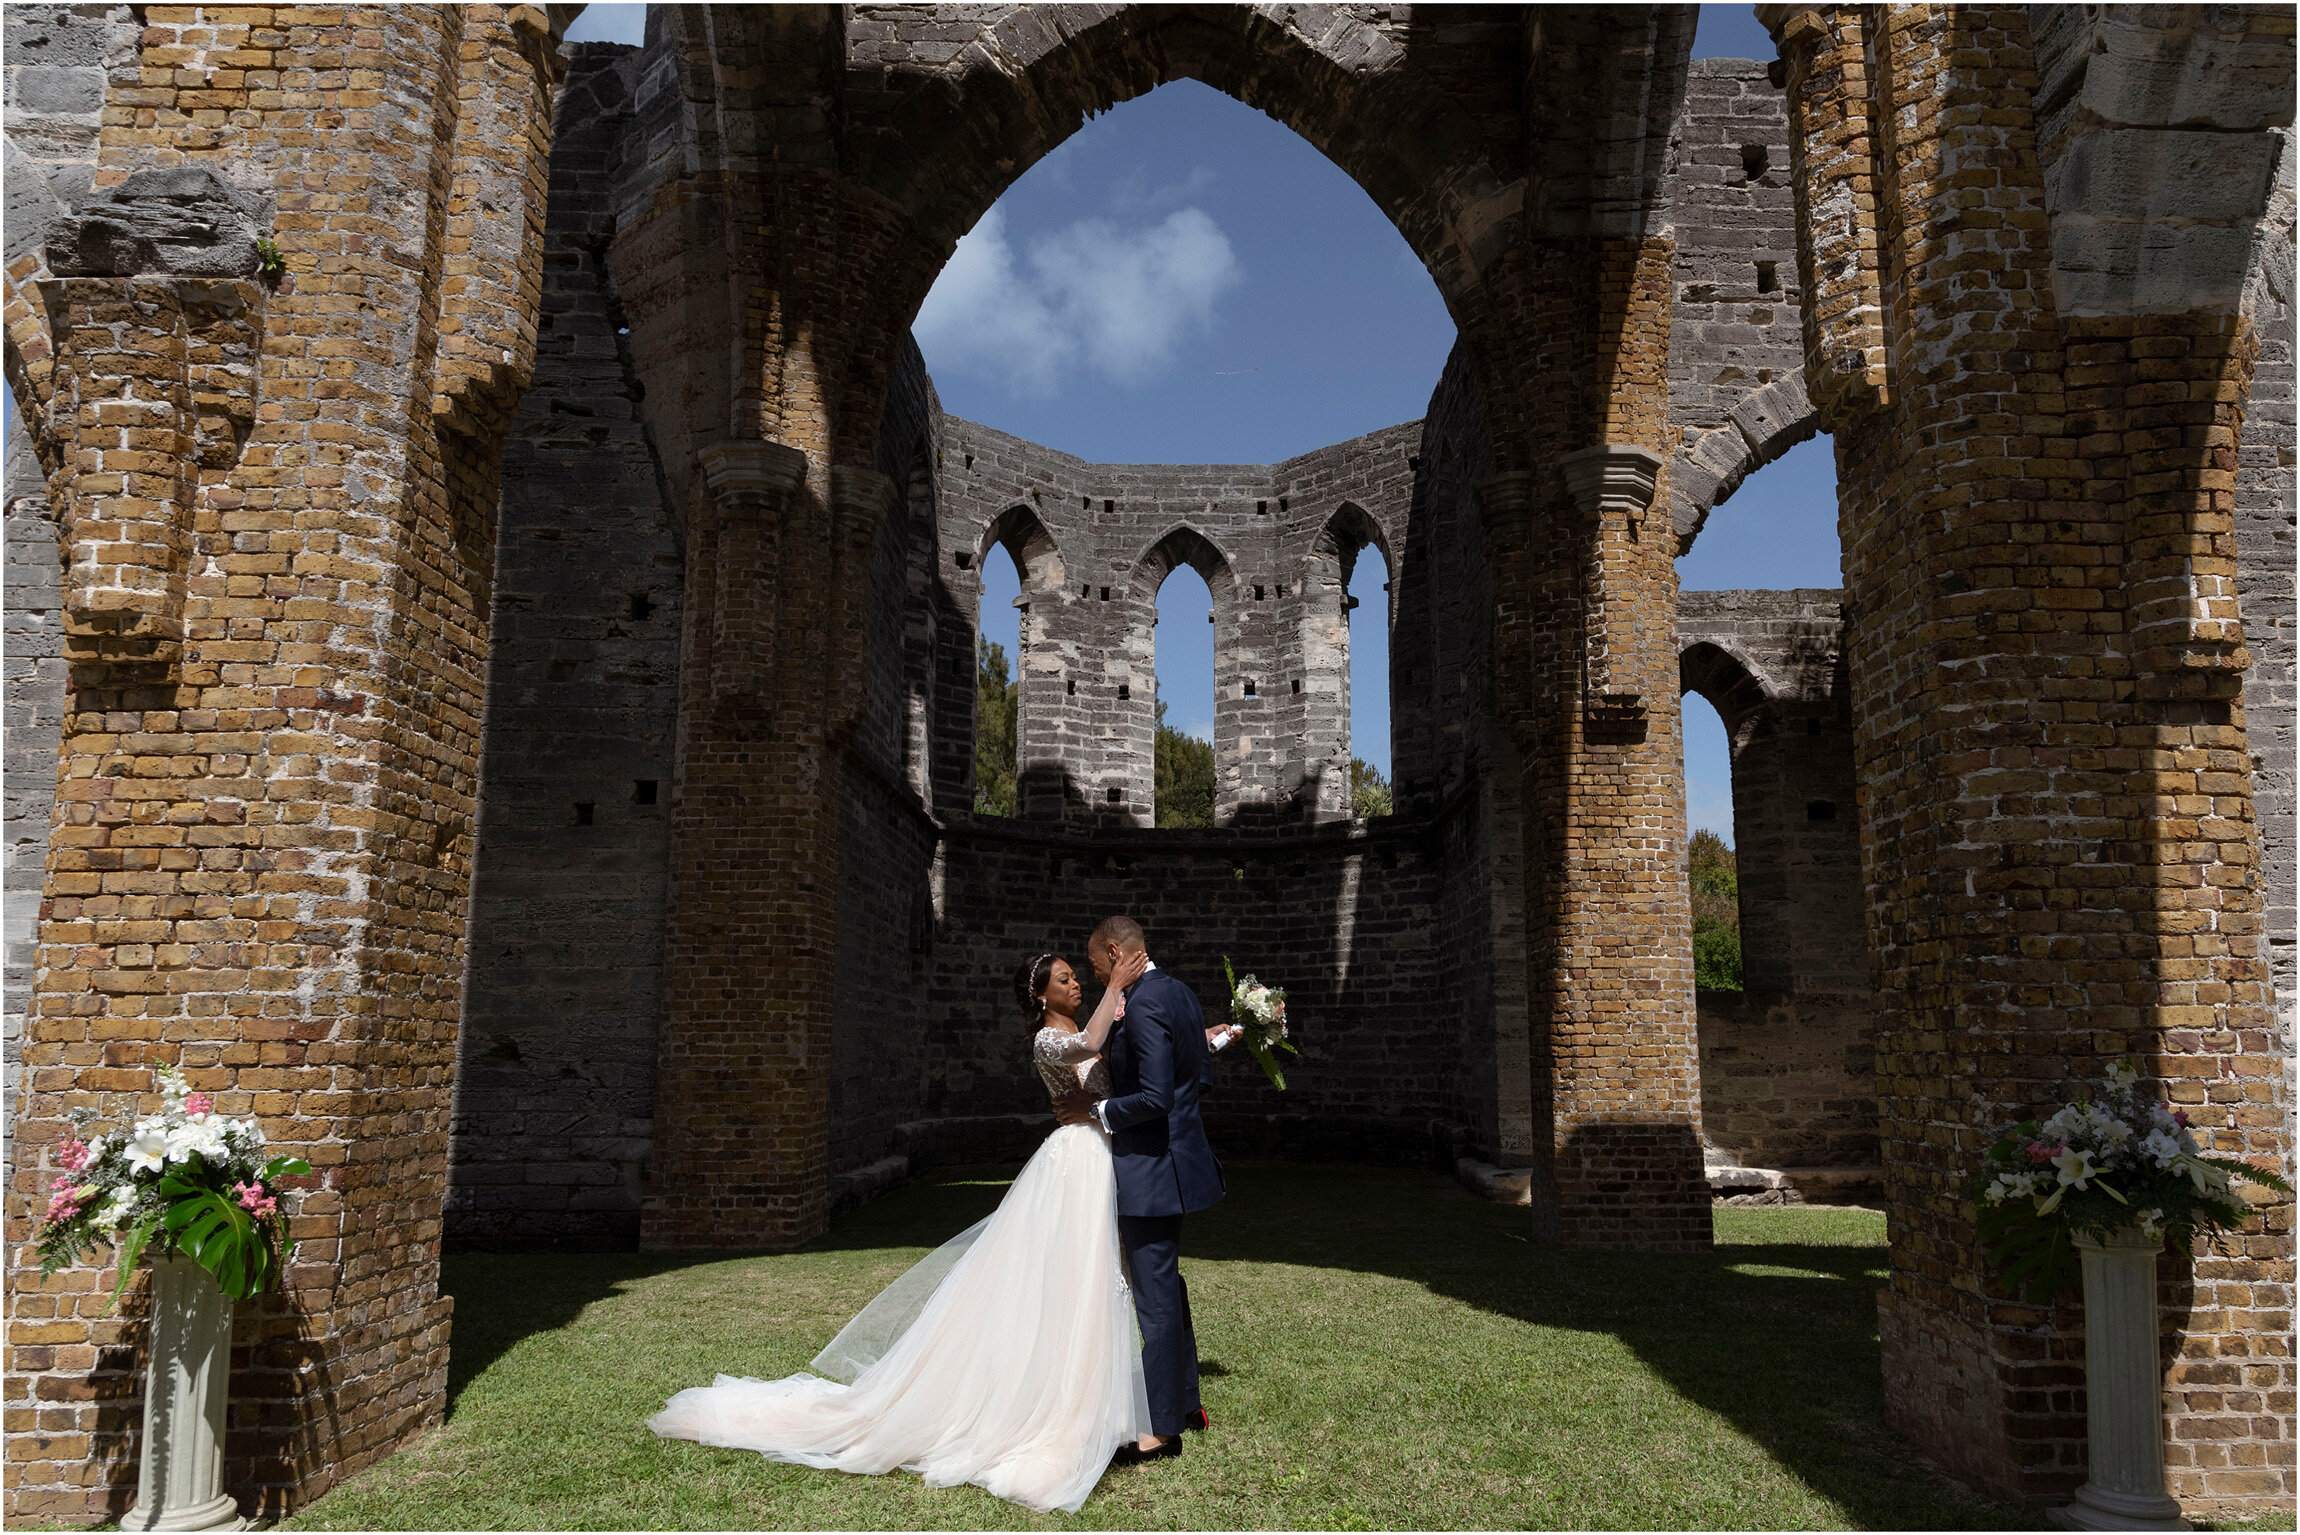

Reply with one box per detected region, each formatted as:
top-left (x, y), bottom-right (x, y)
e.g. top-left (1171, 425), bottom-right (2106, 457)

top-left (973, 541), bottom-right (1022, 816)
top-left (1153, 563), bottom-right (1215, 828)
top-left (1346, 541), bottom-right (1393, 818)
top-left (911, 78), bottom-right (1453, 464)
top-left (1681, 689), bottom-right (1740, 992)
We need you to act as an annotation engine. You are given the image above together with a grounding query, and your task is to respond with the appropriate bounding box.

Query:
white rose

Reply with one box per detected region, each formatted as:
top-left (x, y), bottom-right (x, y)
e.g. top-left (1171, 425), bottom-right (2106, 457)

top-left (2140, 1128), bottom-right (2182, 1168)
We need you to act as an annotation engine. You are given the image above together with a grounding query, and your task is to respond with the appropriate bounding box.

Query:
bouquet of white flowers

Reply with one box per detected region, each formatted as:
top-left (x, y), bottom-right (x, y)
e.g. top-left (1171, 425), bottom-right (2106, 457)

top-left (1974, 1058), bottom-right (2290, 1302)
top-left (34, 1065), bottom-right (311, 1305)
top-left (1222, 957), bottom-right (1294, 1091)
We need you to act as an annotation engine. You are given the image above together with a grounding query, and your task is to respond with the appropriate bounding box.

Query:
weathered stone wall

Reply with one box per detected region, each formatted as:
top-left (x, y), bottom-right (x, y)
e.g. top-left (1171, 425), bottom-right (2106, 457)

top-left (4, 420), bottom-right (62, 1166)
top-left (2234, 128), bottom-right (2295, 1047)
top-left (1768, 2), bottom-right (2294, 1513)
top-left (1678, 588), bottom-right (1874, 1193)
top-left (4, 4), bottom-right (572, 1521)
top-left (936, 419), bottom-right (1417, 825)
top-left (1678, 589), bottom-right (1863, 995)
top-left (448, 45), bottom-right (675, 1252)
top-left (1696, 988), bottom-right (1878, 1176)
top-left (1661, 57), bottom-right (1815, 548)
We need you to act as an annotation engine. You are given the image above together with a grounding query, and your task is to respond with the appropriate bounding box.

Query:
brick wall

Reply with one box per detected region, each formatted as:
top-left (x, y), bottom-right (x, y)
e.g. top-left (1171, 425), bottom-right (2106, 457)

top-left (448, 45), bottom-right (676, 1252)
top-left (1662, 57), bottom-right (1817, 549)
top-left (4, 5), bottom-right (569, 1520)
top-left (1768, 3), bottom-right (2293, 1513)
top-left (934, 419), bottom-right (1418, 826)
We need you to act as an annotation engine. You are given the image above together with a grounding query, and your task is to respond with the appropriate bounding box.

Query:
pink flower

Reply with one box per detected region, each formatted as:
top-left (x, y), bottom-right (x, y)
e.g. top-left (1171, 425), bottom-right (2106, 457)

top-left (58, 1139), bottom-right (91, 1173)
top-left (252, 1196), bottom-right (278, 1219)
top-left (184, 1093), bottom-right (213, 1115)
top-left (2173, 1110), bottom-right (2190, 1128)
top-left (232, 1181), bottom-right (276, 1218)
top-left (2025, 1140), bottom-right (2060, 1164)
top-left (44, 1183), bottom-right (89, 1221)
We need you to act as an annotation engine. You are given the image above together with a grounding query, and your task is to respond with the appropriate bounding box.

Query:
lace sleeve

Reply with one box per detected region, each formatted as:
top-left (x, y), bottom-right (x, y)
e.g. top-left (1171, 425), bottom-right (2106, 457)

top-left (1034, 1027), bottom-right (1098, 1066)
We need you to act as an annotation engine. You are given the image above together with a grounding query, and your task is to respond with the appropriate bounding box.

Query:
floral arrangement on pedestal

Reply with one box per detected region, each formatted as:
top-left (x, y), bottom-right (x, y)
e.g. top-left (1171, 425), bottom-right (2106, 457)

top-left (1222, 957), bottom-right (1295, 1090)
top-left (34, 1065), bottom-right (310, 1303)
top-left (1975, 1058), bottom-right (2291, 1302)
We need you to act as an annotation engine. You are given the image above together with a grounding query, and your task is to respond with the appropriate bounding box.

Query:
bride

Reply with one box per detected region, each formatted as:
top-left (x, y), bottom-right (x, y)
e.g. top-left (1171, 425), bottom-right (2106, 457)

top-left (649, 946), bottom-right (1207, 1513)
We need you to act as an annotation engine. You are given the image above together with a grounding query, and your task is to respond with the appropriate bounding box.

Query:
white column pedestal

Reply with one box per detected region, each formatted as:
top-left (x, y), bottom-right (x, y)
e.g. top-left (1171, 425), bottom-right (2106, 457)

top-left (121, 1255), bottom-right (245, 1532)
top-left (2049, 1228), bottom-right (2190, 1532)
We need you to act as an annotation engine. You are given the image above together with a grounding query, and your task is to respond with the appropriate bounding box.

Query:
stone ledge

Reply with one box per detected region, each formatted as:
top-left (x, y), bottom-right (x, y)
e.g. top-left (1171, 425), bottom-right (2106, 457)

top-left (828, 1154), bottom-right (910, 1214)
top-left (1455, 1157), bottom-right (1534, 1205)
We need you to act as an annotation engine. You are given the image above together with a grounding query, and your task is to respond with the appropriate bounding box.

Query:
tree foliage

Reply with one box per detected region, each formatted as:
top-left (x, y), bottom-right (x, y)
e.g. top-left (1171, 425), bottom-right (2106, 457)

top-left (1349, 757), bottom-right (1393, 819)
top-left (974, 636), bottom-right (1017, 817)
top-left (1154, 697), bottom-right (1214, 827)
top-left (1688, 828), bottom-right (1742, 991)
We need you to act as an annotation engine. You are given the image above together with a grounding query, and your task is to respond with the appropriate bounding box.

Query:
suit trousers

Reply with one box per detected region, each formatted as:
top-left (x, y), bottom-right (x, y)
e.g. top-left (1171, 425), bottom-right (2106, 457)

top-left (1116, 1213), bottom-right (1198, 1435)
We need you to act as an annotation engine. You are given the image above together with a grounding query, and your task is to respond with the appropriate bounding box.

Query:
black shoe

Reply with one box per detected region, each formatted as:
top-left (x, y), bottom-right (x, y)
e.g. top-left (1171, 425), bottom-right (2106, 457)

top-left (1182, 1407), bottom-right (1211, 1433)
top-left (1109, 1437), bottom-right (1184, 1467)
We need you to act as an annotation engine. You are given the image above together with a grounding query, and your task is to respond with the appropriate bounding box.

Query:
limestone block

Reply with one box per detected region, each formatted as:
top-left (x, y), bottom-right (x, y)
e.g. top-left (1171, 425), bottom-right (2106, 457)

top-left (2051, 129), bottom-right (2283, 226)
top-left (44, 168), bottom-right (267, 280)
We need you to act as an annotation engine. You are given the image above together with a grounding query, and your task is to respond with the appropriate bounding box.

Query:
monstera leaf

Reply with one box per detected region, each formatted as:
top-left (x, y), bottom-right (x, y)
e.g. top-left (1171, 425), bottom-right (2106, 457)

top-left (157, 1172), bottom-right (274, 1299)
top-left (1976, 1198), bottom-right (2080, 1304)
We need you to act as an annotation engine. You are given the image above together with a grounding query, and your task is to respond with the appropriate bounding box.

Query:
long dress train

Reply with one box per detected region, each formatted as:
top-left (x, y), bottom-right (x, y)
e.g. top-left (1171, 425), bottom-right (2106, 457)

top-left (647, 1028), bottom-right (1149, 1513)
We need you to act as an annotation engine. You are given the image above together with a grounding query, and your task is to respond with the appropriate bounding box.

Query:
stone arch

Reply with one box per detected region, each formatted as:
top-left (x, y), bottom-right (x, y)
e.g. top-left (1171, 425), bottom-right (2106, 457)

top-left (1121, 524), bottom-right (1242, 822)
top-left (974, 503), bottom-right (1069, 817)
top-left (1295, 503), bottom-right (1396, 819)
top-left (1669, 376), bottom-right (1823, 554)
top-left (979, 502), bottom-right (1068, 595)
top-left (1132, 523), bottom-right (1239, 605)
top-left (1679, 638), bottom-right (1773, 752)
top-left (857, 7), bottom-right (1524, 323)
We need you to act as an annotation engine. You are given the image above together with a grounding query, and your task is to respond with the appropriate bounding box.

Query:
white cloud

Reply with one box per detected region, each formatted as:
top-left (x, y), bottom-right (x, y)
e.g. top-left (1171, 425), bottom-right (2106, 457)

top-left (915, 205), bottom-right (1242, 395)
top-left (1180, 718), bottom-right (1213, 743)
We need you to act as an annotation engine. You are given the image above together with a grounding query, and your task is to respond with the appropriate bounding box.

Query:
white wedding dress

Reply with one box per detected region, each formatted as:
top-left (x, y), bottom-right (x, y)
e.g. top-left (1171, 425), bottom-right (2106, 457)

top-left (647, 1027), bottom-right (1151, 1513)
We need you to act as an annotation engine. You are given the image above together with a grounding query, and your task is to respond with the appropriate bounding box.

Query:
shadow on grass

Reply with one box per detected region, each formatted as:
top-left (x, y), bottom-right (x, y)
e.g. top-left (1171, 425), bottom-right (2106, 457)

top-left (440, 1161), bottom-right (2032, 1529)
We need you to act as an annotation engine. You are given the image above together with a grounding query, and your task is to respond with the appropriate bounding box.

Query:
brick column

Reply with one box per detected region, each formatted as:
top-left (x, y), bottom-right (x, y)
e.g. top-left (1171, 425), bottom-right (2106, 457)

top-left (645, 443), bottom-right (894, 1251)
top-left (1766, 4), bottom-right (2291, 1510)
top-left (6, 8), bottom-right (573, 1521)
top-left (646, 439), bottom-right (821, 1250)
top-left (1478, 273), bottom-right (1710, 1251)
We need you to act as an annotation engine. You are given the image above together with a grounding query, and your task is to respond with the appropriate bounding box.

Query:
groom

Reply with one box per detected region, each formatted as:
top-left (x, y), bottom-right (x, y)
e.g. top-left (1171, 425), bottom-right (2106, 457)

top-left (1057, 914), bottom-right (1224, 1464)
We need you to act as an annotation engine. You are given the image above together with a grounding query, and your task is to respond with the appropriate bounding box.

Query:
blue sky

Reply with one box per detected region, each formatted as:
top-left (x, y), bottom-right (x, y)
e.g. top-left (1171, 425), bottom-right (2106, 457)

top-left (480, 5), bottom-right (1834, 827)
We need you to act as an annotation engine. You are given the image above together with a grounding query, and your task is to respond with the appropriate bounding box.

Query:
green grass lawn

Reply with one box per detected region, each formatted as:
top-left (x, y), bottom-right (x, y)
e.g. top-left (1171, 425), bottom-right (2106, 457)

top-left (284, 1163), bottom-right (2037, 1531)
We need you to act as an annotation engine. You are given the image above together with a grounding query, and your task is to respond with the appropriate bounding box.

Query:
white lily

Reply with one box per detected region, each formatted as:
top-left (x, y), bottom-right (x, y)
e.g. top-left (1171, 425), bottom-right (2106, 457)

top-left (124, 1119), bottom-right (173, 1175)
top-left (2052, 1146), bottom-right (2097, 1189)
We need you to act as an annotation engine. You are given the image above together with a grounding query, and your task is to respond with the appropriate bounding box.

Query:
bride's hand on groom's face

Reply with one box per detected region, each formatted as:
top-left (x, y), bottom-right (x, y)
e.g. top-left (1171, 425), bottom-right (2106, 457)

top-left (1112, 948), bottom-right (1150, 991)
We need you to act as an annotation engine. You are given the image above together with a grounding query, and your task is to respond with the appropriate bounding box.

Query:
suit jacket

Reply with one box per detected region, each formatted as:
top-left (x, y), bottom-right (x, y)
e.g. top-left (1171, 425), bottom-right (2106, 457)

top-left (1099, 967), bottom-right (1226, 1218)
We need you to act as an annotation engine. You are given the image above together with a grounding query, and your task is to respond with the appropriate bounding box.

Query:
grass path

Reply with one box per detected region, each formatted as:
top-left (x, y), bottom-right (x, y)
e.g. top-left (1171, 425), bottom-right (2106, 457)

top-left (285, 1164), bottom-right (2036, 1531)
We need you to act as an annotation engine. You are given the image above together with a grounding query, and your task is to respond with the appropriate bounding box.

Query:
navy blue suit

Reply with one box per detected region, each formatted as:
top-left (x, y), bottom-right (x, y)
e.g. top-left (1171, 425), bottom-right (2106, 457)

top-left (1097, 965), bottom-right (1223, 1435)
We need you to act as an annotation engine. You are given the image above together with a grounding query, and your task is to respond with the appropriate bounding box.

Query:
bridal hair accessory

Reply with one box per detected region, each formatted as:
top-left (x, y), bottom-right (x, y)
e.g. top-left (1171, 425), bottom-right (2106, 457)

top-left (1222, 957), bottom-right (1295, 1091)
top-left (1012, 952), bottom-right (1062, 1022)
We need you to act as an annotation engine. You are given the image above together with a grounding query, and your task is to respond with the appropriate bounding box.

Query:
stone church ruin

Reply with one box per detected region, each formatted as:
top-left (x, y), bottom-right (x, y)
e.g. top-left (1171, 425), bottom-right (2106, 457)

top-left (3, 3), bottom-right (2292, 1523)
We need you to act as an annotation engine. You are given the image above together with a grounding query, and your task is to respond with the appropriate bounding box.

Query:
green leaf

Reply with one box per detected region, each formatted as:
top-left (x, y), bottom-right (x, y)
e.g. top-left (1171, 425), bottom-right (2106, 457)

top-left (1247, 1037), bottom-right (1288, 1092)
top-left (157, 1173), bottom-right (274, 1299)
top-left (107, 1211), bottom-right (164, 1312)
top-left (2195, 1155), bottom-right (2294, 1194)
